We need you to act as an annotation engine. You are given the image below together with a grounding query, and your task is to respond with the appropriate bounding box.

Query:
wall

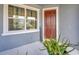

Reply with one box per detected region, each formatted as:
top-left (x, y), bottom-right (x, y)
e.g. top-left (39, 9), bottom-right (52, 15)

top-left (42, 4), bottom-right (79, 44)
top-left (59, 4), bottom-right (79, 44)
top-left (0, 4), bottom-right (42, 52)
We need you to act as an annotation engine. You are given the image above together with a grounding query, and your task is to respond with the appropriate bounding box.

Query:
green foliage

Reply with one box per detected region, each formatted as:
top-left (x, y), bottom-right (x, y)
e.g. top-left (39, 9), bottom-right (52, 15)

top-left (43, 38), bottom-right (73, 55)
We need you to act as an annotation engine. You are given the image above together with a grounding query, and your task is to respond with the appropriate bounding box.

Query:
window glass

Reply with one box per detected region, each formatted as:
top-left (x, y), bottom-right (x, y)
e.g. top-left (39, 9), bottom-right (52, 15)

top-left (26, 9), bottom-right (37, 30)
top-left (8, 5), bottom-right (14, 17)
top-left (8, 5), bottom-right (25, 17)
top-left (8, 19), bottom-right (25, 31)
top-left (8, 5), bottom-right (25, 31)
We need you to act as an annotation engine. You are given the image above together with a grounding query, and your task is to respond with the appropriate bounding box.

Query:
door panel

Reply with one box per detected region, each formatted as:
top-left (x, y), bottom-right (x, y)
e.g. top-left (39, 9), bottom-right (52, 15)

top-left (44, 10), bottom-right (56, 39)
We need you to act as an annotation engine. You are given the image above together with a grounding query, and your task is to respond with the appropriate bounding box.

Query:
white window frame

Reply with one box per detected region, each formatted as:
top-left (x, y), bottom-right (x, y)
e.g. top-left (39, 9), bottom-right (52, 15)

top-left (2, 4), bottom-right (40, 36)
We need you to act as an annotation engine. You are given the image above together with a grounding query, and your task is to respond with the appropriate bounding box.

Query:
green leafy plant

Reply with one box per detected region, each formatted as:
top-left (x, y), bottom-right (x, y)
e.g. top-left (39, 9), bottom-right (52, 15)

top-left (43, 36), bottom-right (74, 55)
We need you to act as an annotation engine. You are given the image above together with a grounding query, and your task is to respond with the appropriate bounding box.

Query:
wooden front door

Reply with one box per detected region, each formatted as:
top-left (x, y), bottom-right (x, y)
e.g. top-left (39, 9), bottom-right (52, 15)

top-left (44, 10), bottom-right (56, 39)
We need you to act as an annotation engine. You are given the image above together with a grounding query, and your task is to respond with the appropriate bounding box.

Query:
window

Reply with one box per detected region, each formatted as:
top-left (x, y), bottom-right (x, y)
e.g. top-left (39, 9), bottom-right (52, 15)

top-left (2, 4), bottom-right (40, 36)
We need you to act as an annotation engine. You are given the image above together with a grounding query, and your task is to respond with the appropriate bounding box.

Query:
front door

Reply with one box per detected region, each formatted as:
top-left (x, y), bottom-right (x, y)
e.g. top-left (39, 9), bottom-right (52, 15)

top-left (44, 9), bottom-right (56, 40)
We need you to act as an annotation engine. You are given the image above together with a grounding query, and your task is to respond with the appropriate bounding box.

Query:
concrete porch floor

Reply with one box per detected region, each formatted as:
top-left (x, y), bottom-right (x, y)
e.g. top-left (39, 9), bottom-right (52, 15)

top-left (0, 41), bottom-right (79, 55)
top-left (0, 41), bottom-right (48, 55)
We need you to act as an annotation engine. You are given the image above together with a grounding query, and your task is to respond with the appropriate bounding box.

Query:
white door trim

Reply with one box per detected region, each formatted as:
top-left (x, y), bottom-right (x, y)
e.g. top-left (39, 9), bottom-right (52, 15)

top-left (42, 7), bottom-right (59, 41)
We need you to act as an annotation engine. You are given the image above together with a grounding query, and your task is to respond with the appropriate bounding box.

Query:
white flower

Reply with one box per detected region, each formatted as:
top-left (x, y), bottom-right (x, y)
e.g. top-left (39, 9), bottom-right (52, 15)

top-left (58, 42), bottom-right (62, 45)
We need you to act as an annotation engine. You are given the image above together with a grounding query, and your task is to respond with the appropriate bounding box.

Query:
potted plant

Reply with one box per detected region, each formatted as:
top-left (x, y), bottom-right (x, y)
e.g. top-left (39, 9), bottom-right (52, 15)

top-left (42, 36), bottom-right (75, 55)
